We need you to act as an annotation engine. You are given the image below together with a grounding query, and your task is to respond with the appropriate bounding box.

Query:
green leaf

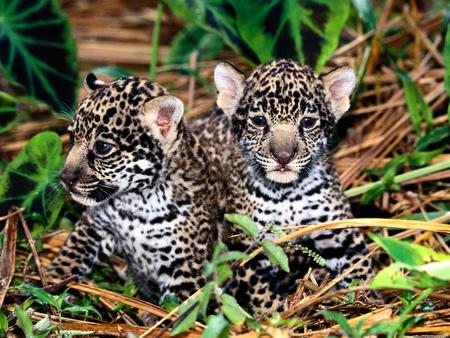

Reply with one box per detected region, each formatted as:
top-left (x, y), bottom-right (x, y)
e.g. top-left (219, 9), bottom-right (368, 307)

top-left (160, 295), bottom-right (181, 312)
top-left (409, 148), bottom-right (445, 168)
top-left (216, 262), bottom-right (233, 284)
top-left (198, 282), bottom-right (214, 319)
top-left (216, 251), bottom-right (249, 264)
top-left (351, 0), bottom-right (376, 31)
top-left (201, 314), bottom-right (230, 338)
top-left (322, 310), bottom-right (354, 337)
top-left (0, 105), bottom-right (20, 134)
top-left (166, 24), bottom-right (224, 65)
top-left (368, 233), bottom-right (450, 266)
top-left (18, 284), bottom-right (58, 308)
top-left (0, 131), bottom-right (65, 228)
top-left (163, 0), bottom-right (349, 71)
top-left (63, 305), bottom-right (102, 319)
top-left (0, 0), bottom-right (79, 111)
top-left (417, 261), bottom-right (450, 281)
top-left (14, 305), bottom-right (33, 338)
top-left (370, 263), bottom-right (416, 290)
top-left (171, 299), bottom-right (199, 336)
top-left (444, 23), bottom-right (450, 123)
top-left (395, 67), bottom-right (433, 134)
top-left (224, 214), bottom-right (259, 239)
top-left (0, 310), bottom-right (8, 333)
top-left (90, 66), bottom-right (134, 78)
top-left (416, 127), bottom-right (450, 150)
top-left (220, 293), bottom-right (251, 325)
top-left (34, 315), bottom-right (55, 337)
top-left (261, 239), bottom-right (290, 272)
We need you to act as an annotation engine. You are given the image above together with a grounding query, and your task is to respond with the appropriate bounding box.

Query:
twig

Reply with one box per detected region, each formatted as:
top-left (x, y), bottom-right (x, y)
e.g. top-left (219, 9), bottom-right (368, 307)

top-left (0, 207), bottom-right (25, 221)
top-left (18, 212), bottom-right (48, 287)
top-left (0, 207), bottom-right (18, 307)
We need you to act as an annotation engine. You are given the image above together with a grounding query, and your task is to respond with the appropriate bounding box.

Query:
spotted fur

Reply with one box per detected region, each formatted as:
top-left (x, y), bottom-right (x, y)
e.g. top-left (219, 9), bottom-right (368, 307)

top-left (190, 59), bottom-right (373, 310)
top-left (47, 76), bottom-right (222, 303)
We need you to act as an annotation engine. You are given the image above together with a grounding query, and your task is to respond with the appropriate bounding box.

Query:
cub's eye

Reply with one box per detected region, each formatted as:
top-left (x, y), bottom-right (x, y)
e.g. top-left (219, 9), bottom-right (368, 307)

top-left (94, 141), bottom-right (113, 156)
top-left (250, 115), bottom-right (268, 128)
top-left (300, 117), bottom-right (317, 129)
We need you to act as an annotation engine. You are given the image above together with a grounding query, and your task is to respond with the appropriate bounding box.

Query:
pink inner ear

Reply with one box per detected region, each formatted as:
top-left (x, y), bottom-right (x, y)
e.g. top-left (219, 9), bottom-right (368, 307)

top-left (157, 107), bottom-right (174, 137)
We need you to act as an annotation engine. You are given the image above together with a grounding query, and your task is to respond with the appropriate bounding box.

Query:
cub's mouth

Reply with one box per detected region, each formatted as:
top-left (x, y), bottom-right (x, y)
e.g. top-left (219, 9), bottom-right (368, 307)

top-left (265, 167), bottom-right (298, 184)
top-left (63, 182), bottom-right (118, 207)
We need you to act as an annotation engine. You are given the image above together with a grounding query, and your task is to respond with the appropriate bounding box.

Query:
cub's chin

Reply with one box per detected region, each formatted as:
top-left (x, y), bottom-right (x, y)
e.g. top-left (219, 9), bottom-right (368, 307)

top-left (265, 170), bottom-right (298, 184)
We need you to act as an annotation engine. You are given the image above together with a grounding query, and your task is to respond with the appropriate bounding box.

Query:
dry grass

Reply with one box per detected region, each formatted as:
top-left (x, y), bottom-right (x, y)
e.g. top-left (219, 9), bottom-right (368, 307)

top-left (0, 0), bottom-right (449, 337)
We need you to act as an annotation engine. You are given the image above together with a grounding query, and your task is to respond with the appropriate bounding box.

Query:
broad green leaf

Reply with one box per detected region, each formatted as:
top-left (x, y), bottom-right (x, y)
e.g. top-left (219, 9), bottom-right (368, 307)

top-left (370, 263), bottom-right (416, 290)
top-left (0, 0), bottom-right (79, 111)
top-left (171, 299), bottom-right (199, 336)
top-left (90, 66), bottom-right (134, 78)
top-left (166, 24), bottom-right (224, 65)
top-left (416, 127), bottom-right (450, 150)
top-left (163, 0), bottom-right (349, 71)
top-left (224, 214), bottom-right (259, 239)
top-left (220, 293), bottom-right (251, 325)
top-left (444, 23), bottom-right (450, 123)
top-left (351, 0), bottom-right (376, 31)
top-left (160, 295), bottom-right (181, 311)
top-left (0, 131), bottom-right (65, 228)
top-left (14, 305), bottom-right (33, 338)
top-left (261, 239), bottom-right (290, 272)
top-left (368, 233), bottom-right (450, 266)
top-left (202, 314), bottom-right (230, 338)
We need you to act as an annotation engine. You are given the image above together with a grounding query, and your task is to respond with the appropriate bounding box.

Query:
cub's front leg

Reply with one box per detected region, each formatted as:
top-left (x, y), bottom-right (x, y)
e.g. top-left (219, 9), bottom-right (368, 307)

top-left (46, 214), bottom-right (115, 279)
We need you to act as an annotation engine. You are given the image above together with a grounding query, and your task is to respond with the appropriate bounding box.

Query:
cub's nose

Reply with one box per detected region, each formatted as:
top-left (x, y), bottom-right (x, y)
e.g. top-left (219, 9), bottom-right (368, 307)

top-left (270, 148), bottom-right (297, 166)
top-left (60, 168), bottom-right (80, 187)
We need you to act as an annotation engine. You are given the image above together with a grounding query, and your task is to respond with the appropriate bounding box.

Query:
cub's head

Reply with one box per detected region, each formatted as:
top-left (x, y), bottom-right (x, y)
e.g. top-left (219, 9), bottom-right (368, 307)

top-left (214, 59), bottom-right (355, 184)
top-left (60, 74), bottom-right (184, 206)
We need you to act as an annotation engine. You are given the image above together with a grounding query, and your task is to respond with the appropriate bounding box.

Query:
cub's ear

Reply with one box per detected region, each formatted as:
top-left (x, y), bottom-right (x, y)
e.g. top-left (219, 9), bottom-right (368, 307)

top-left (142, 95), bottom-right (184, 144)
top-left (214, 62), bottom-right (245, 116)
top-left (84, 73), bottom-right (106, 93)
top-left (322, 66), bottom-right (356, 120)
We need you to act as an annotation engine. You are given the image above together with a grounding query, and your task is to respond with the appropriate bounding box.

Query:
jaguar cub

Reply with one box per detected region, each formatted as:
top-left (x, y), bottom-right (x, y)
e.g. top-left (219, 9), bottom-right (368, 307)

top-left (47, 75), bottom-right (222, 303)
top-left (191, 59), bottom-right (373, 308)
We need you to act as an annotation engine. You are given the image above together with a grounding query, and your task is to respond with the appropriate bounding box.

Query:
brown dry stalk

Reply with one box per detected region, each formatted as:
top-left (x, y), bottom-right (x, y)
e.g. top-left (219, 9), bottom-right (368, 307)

top-left (242, 218), bottom-right (450, 265)
top-left (281, 248), bottom-right (377, 318)
top-left (0, 207), bottom-right (18, 307)
top-left (18, 212), bottom-right (48, 287)
top-left (68, 282), bottom-right (168, 318)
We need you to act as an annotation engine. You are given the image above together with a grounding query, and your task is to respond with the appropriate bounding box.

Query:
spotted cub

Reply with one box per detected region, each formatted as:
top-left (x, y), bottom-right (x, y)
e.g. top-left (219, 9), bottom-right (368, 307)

top-left (191, 59), bottom-right (373, 309)
top-left (47, 75), bottom-right (222, 303)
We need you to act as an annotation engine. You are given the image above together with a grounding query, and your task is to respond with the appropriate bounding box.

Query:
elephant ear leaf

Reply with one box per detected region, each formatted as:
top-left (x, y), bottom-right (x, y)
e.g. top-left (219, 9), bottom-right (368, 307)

top-left (0, 0), bottom-right (79, 111)
top-left (163, 0), bottom-right (349, 72)
top-left (0, 131), bottom-right (65, 228)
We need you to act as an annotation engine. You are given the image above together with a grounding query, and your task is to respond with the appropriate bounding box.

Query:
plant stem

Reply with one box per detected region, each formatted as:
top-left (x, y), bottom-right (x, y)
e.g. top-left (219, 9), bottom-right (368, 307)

top-left (345, 160), bottom-right (450, 198)
top-left (388, 288), bottom-right (433, 338)
top-left (150, 1), bottom-right (163, 80)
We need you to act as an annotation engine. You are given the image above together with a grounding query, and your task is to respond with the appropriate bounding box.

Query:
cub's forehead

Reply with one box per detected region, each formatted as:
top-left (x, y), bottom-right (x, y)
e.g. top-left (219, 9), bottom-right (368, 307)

top-left (242, 60), bottom-right (328, 121)
top-left (245, 60), bottom-right (324, 99)
top-left (71, 77), bottom-right (168, 134)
